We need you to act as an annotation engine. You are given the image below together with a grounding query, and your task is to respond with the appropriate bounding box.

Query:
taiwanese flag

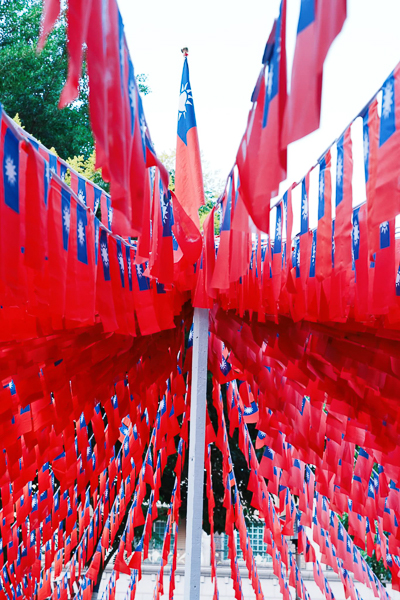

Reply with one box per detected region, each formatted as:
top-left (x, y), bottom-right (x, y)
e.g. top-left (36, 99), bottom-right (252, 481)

top-left (95, 228), bottom-right (118, 332)
top-left (47, 178), bottom-right (71, 319)
top-left (212, 176), bottom-right (233, 291)
top-left (149, 172), bottom-right (174, 286)
top-left (373, 66), bottom-right (400, 232)
top-left (259, 446), bottom-right (275, 481)
top-left (23, 140), bottom-right (48, 271)
top-left (284, 0), bottom-right (320, 144)
top-left (230, 179), bottom-right (251, 284)
top-left (271, 201), bottom-right (283, 304)
top-left (330, 128), bottom-right (352, 320)
top-left (334, 127), bottom-right (353, 273)
top-left (362, 99), bottom-right (379, 257)
top-left (175, 53), bottom-right (204, 230)
top-left (284, 0), bottom-right (346, 145)
top-left (108, 236), bottom-right (135, 336)
top-left (372, 217), bottom-right (396, 314)
top-left (243, 401), bottom-right (259, 424)
top-left (0, 115), bottom-right (27, 302)
top-left (65, 199), bottom-right (96, 325)
top-left (132, 262), bottom-right (160, 336)
top-left (299, 173), bottom-right (313, 293)
top-left (316, 151), bottom-right (332, 285)
top-left (237, 0), bottom-right (287, 234)
top-left (352, 204), bottom-right (370, 318)
top-left (170, 189), bottom-right (202, 266)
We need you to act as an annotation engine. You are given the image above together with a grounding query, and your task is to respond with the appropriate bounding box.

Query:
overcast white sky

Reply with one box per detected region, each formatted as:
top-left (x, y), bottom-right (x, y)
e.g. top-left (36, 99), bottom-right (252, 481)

top-left (118, 0), bottom-right (400, 197)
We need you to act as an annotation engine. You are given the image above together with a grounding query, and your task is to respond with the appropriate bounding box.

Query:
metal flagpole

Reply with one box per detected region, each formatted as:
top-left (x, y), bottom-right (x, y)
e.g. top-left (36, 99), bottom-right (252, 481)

top-left (183, 307), bottom-right (209, 600)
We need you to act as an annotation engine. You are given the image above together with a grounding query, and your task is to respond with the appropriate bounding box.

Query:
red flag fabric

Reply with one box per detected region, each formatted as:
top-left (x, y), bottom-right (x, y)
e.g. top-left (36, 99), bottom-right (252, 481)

top-left (283, 0), bottom-right (320, 145)
top-left (59, 0), bottom-right (93, 108)
top-left (372, 66), bottom-right (400, 235)
top-left (237, 0), bottom-right (287, 234)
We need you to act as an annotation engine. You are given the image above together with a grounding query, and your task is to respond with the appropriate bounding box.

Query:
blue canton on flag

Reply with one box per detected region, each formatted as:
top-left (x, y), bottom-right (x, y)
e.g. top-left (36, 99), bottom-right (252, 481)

top-left (61, 188), bottom-right (71, 251)
top-left (77, 176), bottom-right (86, 206)
top-left (177, 58), bottom-right (197, 145)
top-left (116, 240), bottom-right (125, 287)
top-left (76, 204), bottom-right (88, 264)
top-left (99, 229), bottom-right (110, 280)
top-left (380, 71), bottom-right (396, 147)
top-left (3, 128), bottom-right (20, 213)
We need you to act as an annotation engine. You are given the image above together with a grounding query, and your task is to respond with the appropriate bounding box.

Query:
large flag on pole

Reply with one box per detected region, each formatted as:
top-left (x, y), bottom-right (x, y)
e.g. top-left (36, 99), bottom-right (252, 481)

top-left (175, 49), bottom-right (204, 229)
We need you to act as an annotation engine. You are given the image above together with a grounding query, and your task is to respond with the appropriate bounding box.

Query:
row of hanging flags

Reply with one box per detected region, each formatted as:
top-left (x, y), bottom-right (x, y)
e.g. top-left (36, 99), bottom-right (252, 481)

top-left (2, 0), bottom-right (400, 597)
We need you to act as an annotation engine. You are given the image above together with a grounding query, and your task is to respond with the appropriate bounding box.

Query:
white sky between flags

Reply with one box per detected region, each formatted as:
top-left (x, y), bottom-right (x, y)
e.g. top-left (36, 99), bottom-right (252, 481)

top-left (118, 0), bottom-right (400, 233)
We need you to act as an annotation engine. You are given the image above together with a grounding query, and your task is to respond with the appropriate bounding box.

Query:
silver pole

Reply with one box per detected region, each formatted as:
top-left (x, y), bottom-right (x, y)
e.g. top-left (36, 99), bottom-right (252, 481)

top-left (183, 307), bottom-right (209, 600)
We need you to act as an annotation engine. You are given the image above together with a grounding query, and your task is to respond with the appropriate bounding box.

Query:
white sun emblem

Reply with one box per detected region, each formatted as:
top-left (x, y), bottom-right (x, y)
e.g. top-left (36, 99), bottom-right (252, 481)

top-left (396, 270), bottom-right (400, 287)
top-left (311, 241), bottom-right (316, 264)
top-left (108, 205), bottom-right (113, 226)
top-left (78, 189), bottom-right (85, 205)
top-left (220, 357), bottom-right (227, 371)
top-left (382, 80), bottom-right (393, 119)
top-left (302, 193), bottom-right (308, 221)
top-left (267, 64), bottom-right (274, 97)
top-left (244, 406), bottom-right (252, 415)
top-left (296, 246), bottom-right (300, 265)
top-left (63, 205), bottom-right (70, 234)
top-left (363, 131), bottom-right (369, 164)
top-left (336, 154), bottom-right (343, 185)
top-left (100, 243), bottom-right (109, 267)
top-left (380, 221), bottom-right (389, 235)
top-left (118, 252), bottom-right (124, 274)
top-left (319, 173), bottom-right (325, 199)
top-left (140, 114), bottom-right (147, 141)
top-left (127, 257), bottom-right (131, 278)
top-left (136, 264), bottom-right (143, 278)
top-left (353, 221), bottom-right (360, 246)
top-left (161, 196), bottom-right (169, 224)
top-left (178, 82), bottom-right (193, 120)
top-left (128, 80), bottom-right (136, 112)
top-left (5, 156), bottom-right (17, 185)
top-left (77, 220), bottom-right (85, 245)
top-left (276, 218), bottom-right (281, 240)
top-left (120, 40), bottom-right (125, 71)
top-left (45, 161), bottom-right (50, 182)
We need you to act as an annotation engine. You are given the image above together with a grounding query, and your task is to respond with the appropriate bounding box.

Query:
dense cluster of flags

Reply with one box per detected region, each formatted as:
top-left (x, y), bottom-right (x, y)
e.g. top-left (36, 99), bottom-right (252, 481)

top-left (1, 0), bottom-right (400, 598)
